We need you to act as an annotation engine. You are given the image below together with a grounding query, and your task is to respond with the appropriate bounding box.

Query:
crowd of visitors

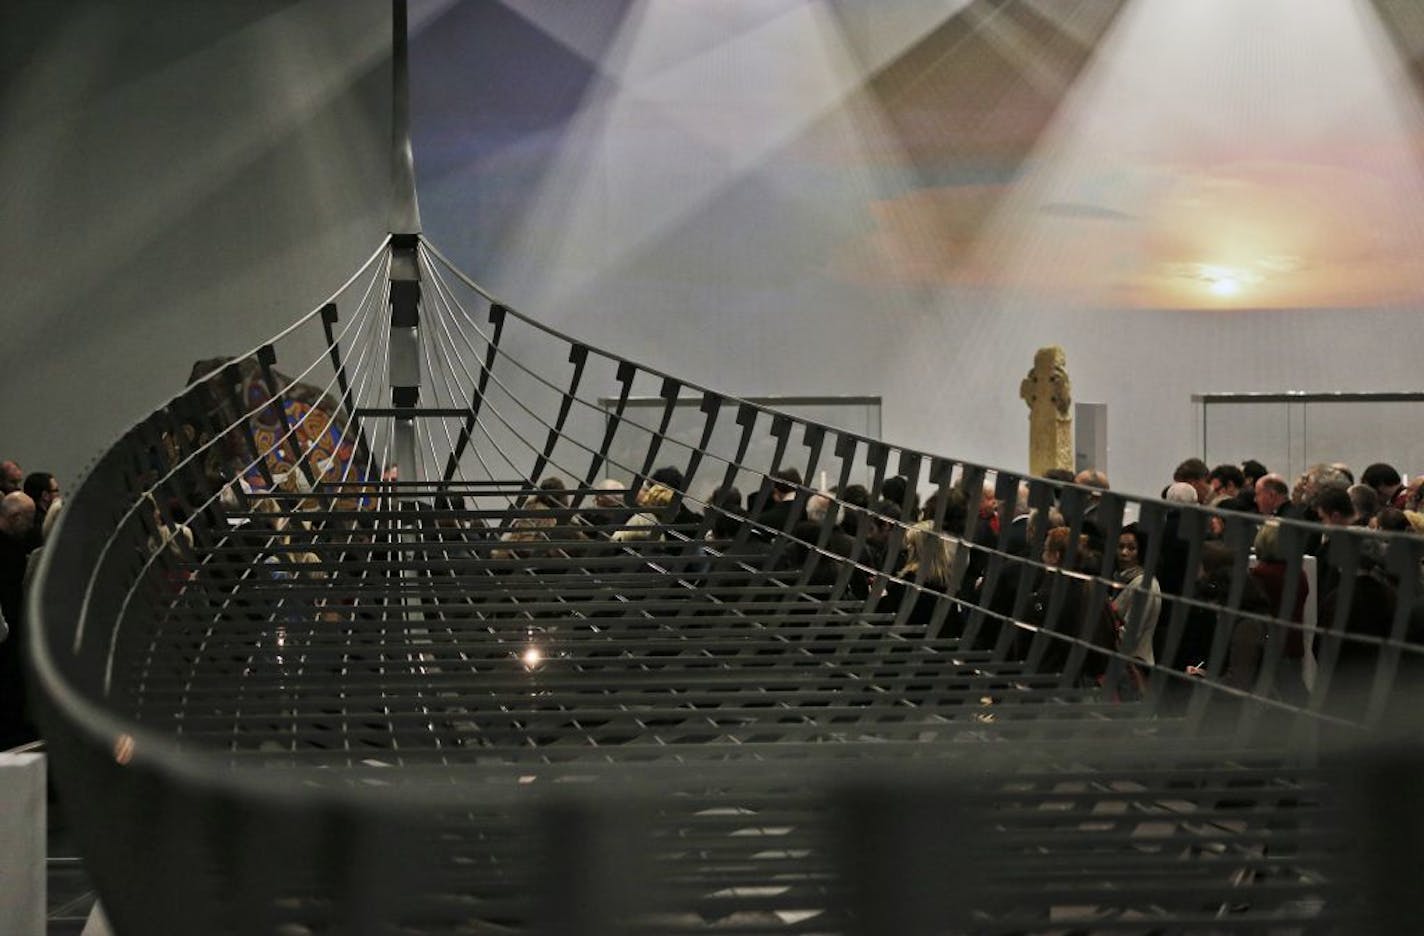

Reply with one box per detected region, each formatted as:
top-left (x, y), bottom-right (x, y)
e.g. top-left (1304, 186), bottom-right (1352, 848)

top-left (0, 458), bottom-right (63, 747)
top-left (6, 445), bottom-right (1422, 750)
top-left (886, 456), bottom-right (1424, 719)
top-left (147, 450), bottom-right (1424, 720)
top-left (533, 453), bottom-right (1424, 720)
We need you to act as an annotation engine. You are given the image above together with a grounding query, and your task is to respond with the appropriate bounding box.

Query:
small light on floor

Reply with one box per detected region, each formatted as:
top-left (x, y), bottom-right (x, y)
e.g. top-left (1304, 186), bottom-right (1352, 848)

top-left (522, 646), bottom-right (543, 669)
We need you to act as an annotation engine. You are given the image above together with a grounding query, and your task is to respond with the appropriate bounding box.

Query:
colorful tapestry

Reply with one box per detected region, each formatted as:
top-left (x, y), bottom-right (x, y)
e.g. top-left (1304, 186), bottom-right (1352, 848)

top-left (187, 357), bottom-right (373, 493)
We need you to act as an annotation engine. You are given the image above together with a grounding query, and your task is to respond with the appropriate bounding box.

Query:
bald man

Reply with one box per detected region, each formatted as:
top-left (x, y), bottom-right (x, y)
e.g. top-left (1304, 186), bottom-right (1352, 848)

top-left (0, 461), bottom-right (21, 495)
top-left (1254, 474), bottom-right (1291, 518)
top-left (0, 491), bottom-right (35, 614)
top-left (0, 491), bottom-right (34, 538)
top-left (1074, 468), bottom-right (1109, 490)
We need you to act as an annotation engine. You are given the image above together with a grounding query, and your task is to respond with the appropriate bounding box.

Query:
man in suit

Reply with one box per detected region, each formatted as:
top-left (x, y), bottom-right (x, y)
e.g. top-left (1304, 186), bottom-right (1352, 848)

top-left (1361, 463), bottom-right (1405, 510)
top-left (752, 467), bottom-right (804, 538)
top-left (1004, 481), bottom-right (1032, 558)
top-left (1074, 468), bottom-right (1109, 552)
top-left (1209, 463), bottom-right (1250, 511)
top-left (1254, 474), bottom-right (1292, 518)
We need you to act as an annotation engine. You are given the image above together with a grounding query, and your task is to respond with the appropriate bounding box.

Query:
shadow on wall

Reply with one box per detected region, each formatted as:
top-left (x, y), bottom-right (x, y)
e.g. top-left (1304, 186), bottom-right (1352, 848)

top-left (0, 0), bottom-right (392, 483)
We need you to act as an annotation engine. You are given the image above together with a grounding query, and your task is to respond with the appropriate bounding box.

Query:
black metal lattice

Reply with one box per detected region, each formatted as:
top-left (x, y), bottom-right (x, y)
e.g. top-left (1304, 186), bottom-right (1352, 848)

top-left (27, 230), bottom-right (1424, 934)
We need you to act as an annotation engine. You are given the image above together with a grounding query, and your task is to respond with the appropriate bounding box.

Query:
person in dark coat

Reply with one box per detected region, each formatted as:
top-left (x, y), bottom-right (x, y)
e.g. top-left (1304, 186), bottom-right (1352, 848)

top-left (1315, 544), bottom-right (1398, 724)
top-left (0, 492), bottom-right (38, 746)
top-left (21, 472), bottom-right (58, 548)
top-left (1024, 527), bottom-right (1105, 681)
top-left (876, 520), bottom-right (960, 635)
top-left (752, 467), bottom-right (804, 538)
top-left (1247, 521), bottom-right (1309, 703)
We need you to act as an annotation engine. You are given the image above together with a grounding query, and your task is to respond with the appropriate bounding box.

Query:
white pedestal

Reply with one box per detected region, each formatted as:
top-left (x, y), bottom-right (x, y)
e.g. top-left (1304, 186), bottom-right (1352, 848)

top-left (0, 752), bottom-right (45, 935)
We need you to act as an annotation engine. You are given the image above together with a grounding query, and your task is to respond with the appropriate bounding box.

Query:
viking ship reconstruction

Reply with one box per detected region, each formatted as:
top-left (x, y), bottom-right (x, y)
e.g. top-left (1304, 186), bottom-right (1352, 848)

top-left (27, 4), bottom-right (1424, 934)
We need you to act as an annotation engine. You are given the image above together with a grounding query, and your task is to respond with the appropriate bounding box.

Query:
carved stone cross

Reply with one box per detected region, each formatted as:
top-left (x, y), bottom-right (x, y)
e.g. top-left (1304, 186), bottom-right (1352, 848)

top-left (1019, 346), bottom-right (1073, 477)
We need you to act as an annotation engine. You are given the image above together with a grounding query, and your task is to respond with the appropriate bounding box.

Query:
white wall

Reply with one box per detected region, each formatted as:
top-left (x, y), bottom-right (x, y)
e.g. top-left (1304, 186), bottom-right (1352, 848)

top-left (4, 0), bottom-right (1421, 502)
top-left (0, 1), bottom-right (392, 485)
top-left (413, 0), bottom-right (1424, 500)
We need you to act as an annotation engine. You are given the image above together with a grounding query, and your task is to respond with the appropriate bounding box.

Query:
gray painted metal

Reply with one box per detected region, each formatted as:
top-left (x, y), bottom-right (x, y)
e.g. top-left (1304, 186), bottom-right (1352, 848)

top-left (25, 233), bottom-right (1424, 933)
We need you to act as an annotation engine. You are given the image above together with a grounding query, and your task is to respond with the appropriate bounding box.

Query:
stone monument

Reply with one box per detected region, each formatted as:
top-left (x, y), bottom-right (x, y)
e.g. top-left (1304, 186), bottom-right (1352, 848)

top-left (1019, 346), bottom-right (1073, 477)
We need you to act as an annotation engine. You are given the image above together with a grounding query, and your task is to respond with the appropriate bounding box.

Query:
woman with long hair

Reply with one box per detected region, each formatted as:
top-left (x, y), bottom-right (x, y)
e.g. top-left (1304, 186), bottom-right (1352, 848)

top-left (1111, 522), bottom-right (1161, 666)
top-left (878, 520), bottom-right (960, 634)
